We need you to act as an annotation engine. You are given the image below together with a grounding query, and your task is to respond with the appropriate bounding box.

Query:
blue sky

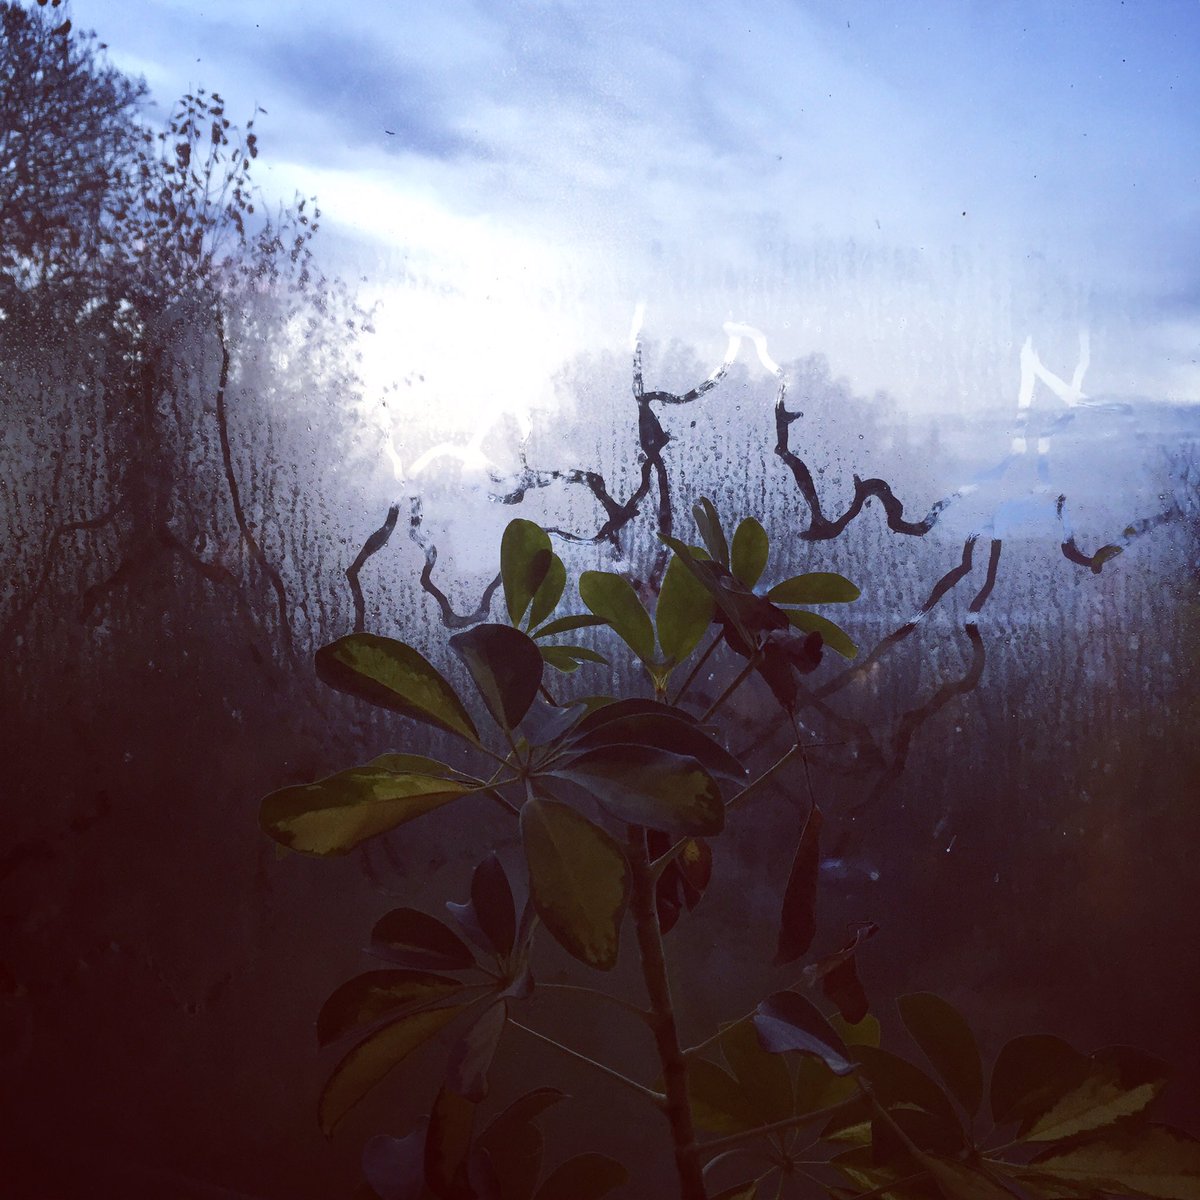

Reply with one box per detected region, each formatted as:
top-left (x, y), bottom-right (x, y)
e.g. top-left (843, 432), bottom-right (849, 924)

top-left (78, 0), bottom-right (1200, 425)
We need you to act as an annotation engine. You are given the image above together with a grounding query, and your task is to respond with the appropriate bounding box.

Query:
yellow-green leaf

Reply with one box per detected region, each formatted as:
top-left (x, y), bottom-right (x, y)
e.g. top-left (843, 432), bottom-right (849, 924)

top-left (720, 1016), bottom-right (794, 1125)
top-left (315, 634), bottom-right (478, 741)
top-left (528, 552), bottom-right (567, 629)
top-left (1021, 1046), bottom-right (1170, 1143)
top-left (260, 762), bottom-right (473, 855)
top-left (1027, 1124), bottom-right (1200, 1200)
top-left (520, 797), bottom-right (629, 971)
top-left (579, 571), bottom-right (656, 662)
top-left (767, 573), bottom-right (861, 604)
top-left (318, 1004), bottom-right (466, 1135)
top-left (730, 517), bottom-right (770, 588)
top-left (656, 546), bottom-right (714, 664)
top-left (785, 609), bottom-right (858, 659)
top-left (502, 519), bottom-right (553, 625)
top-left (686, 1058), bottom-right (759, 1134)
top-left (317, 970), bottom-right (466, 1046)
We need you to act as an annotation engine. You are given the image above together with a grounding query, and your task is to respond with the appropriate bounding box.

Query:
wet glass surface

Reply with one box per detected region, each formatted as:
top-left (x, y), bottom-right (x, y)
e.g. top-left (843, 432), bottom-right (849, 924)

top-left (2, 3), bottom-right (1198, 1197)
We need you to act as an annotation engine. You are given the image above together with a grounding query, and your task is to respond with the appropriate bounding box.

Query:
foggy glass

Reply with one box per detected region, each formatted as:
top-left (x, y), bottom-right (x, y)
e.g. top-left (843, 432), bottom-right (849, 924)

top-left (2, 3), bottom-right (1198, 1198)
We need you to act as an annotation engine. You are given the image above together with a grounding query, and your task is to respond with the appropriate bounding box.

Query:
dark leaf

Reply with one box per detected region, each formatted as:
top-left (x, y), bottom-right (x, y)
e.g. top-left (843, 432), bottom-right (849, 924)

top-left (470, 854), bottom-right (517, 959)
top-left (425, 1087), bottom-right (477, 1200)
top-left (533, 1153), bottom-right (629, 1200)
top-left (990, 1035), bottom-right (1092, 1129)
top-left (319, 1005), bottom-right (467, 1135)
top-left (447, 1000), bottom-right (508, 1102)
top-left (451, 624), bottom-right (544, 731)
top-left (753, 991), bottom-right (856, 1075)
top-left (656, 546), bottom-right (715, 664)
top-left (502, 520), bottom-right (553, 626)
top-left (896, 993), bottom-right (984, 1118)
top-left (316, 634), bottom-right (478, 741)
top-left (318, 970), bottom-right (466, 1046)
top-left (559, 744), bottom-right (725, 837)
top-left (371, 908), bottom-right (477, 972)
top-left (693, 496), bottom-right (730, 566)
top-left (477, 1089), bottom-right (565, 1200)
top-left (776, 805), bottom-right (823, 965)
top-left (260, 757), bottom-right (473, 855)
top-left (710, 1183), bottom-right (762, 1200)
top-left (802, 922), bottom-right (879, 1024)
top-left (767, 573), bottom-right (861, 604)
top-left (578, 571), bottom-right (656, 662)
top-left (921, 1157), bottom-right (1018, 1200)
top-left (363, 1128), bottom-right (426, 1200)
top-left (521, 797), bottom-right (629, 970)
top-left (730, 517), bottom-right (770, 588)
top-left (571, 697), bottom-right (701, 736)
top-left (528, 554), bottom-right (567, 630)
top-left (570, 710), bottom-right (744, 779)
top-left (852, 1045), bottom-right (964, 1146)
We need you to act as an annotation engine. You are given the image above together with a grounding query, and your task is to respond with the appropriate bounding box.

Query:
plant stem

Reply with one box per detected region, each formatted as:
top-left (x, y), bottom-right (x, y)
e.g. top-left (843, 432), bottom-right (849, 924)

top-left (701, 657), bottom-right (758, 720)
top-left (670, 632), bottom-right (722, 706)
top-left (506, 1018), bottom-right (663, 1104)
top-left (536, 983), bottom-right (652, 1023)
top-left (725, 743), bottom-right (801, 812)
top-left (626, 825), bottom-right (709, 1200)
top-left (695, 1094), bottom-right (863, 1157)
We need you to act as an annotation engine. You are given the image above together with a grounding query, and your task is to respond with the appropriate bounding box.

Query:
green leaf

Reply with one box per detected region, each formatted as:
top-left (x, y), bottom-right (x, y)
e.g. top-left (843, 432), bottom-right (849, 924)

top-left (686, 1058), bottom-right (760, 1134)
top-left (558, 744), bottom-right (725, 837)
top-left (318, 1005), bottom-right (466, 1135)
top-left (534, 1153), bottom-right (629, 1200)
top-left (753, 991), bottom-right (856, 1075)
top-left (370, 907), bottom-right (477, 972)
top-left (785, 609), bottom-right (859, 659)
top-left (897, 993), bottom-right (984, 1119)
top-left (520, 797), bottom-right (629, 971)
top-left (720, 1016), bottom-right (794, 1125)
top-left (261, 761), bottom-right (473, 855)
top-left (1027, 1125), bottom-right (1200, 1200)
top-left (990, 1035), bottom-right (1092, 1129)
top-left (1019, 1046), bottom-right (1170, 1143)
top-left (469, 853), bottom-right (517, 958)
top-left (502, 519), bottom-right (553, 625)
top-left (833, 1013), bottom-right (882, 1049)
top-left (450, 624), bottom-right (543, 731)
top-left (531, 613), bottom-right (608, 639)
top-left (656, 546), bottom-right (715, 663)
top-left (539, 644), bottom-right (608, 674)
top-left (316, 634), bottom-right (479, 741)
top-left (528, 553), bottom-right (567, 629)
top-left (767, 573), bottom-right (861, 604)
top-left (731, 517), bottom-right (770, 588)
top-left (317, 970), bottom-right (466, 1046)
top-left (579, 571), bottom-right (656, 662)
top-left (693, 496), bottom-right (730, 566)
